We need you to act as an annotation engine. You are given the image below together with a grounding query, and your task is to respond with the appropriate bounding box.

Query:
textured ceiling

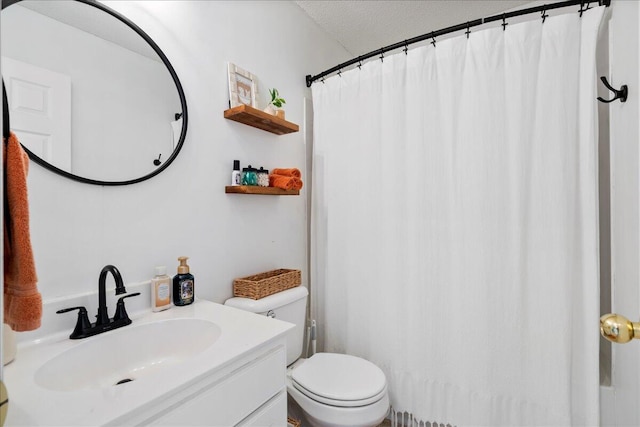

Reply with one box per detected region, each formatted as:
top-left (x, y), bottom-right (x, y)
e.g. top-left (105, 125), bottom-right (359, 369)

top-left (295, 0), bottom-right (532, 56)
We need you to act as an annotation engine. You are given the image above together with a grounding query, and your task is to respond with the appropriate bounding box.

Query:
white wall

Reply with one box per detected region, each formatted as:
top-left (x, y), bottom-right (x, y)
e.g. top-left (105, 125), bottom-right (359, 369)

top-left (20, 1), bottom-right (348, 319)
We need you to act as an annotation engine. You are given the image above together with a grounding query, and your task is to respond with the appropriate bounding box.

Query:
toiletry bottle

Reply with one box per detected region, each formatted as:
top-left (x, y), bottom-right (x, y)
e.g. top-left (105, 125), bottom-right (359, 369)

top-left (151, 266), bottom-right (172, 312)
top-left (231, 160), bottom-right (241, 186)
top-left (242, 165), bottom-right (258, 186)
top-left (173, 256), bottom-right (195, 306)
top-left (241, 167), bottom-right (250, 185)
top-left (257, 167), bottom-right (269, 187)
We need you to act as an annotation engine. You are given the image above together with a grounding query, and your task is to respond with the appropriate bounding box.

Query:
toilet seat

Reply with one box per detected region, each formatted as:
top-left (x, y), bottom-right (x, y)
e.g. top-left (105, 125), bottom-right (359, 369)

top-left (292, 380), bottom-right (388, 408)
top-left (290, 353), bottom-right (387, 408)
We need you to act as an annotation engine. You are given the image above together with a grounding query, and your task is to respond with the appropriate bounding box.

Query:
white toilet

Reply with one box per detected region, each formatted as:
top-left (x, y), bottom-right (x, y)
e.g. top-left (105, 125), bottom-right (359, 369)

top-left (225, 286), bottom-right (389, 427)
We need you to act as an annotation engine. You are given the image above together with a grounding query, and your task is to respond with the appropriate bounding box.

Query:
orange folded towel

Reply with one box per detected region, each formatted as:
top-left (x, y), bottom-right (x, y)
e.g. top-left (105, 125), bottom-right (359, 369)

top-left (269, 174), bottom-right (303, 191)
top-left (4, 132), bottom-right (41, 332)
top-left (272, 168), bottom-right (301, 178)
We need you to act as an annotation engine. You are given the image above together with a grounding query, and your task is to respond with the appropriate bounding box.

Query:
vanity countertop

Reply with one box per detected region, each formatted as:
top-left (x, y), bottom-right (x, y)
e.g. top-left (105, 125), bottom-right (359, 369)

top-left (3, 300), bottom-right (293, 426)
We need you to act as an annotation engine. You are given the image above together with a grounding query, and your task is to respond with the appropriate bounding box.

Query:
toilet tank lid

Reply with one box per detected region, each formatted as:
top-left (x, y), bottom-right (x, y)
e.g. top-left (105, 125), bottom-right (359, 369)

top-left (225, 285), bottom-right (308, 313)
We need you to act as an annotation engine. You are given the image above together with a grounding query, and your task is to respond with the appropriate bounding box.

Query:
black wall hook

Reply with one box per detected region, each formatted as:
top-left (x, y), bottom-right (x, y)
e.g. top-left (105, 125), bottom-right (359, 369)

top-left (597, 76), bottom-right (628, 103)
top-left (153, 153), bottom-right (162, 166)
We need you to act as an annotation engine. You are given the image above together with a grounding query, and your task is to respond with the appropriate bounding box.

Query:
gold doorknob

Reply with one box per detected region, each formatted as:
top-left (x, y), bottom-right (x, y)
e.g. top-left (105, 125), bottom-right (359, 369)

top-left (600, 313), bottom-right (640, 344)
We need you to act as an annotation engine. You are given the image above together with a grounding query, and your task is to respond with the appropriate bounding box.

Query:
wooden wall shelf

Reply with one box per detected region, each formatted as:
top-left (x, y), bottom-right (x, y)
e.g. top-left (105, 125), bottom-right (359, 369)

top-left (223, 104), bottom-right (299, 135)
top-left (225, 186), bottom-right (300, 196)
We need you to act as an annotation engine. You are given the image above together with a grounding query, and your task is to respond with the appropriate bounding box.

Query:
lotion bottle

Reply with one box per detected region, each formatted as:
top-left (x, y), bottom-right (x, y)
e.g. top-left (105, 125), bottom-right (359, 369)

top-left (173, 256), bottom-right (195, 306)
top-left (231, 160), bottom-right (241, 186)
top-left (151, 266), bottom-right (172, 312)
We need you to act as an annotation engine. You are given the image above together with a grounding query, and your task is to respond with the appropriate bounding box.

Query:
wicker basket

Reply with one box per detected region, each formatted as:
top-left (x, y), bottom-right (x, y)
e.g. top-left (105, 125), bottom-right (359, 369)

top-left (287, 417), bottom-right (302, 427)
top-left (233, 268), bottom-right (301, 300)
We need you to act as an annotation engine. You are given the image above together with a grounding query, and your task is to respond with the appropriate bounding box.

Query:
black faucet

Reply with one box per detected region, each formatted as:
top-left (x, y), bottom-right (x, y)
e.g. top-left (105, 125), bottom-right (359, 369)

top-left (57, 265), bottom-right (140, 339)
top-left (96, 265), bottom-right (126, 326)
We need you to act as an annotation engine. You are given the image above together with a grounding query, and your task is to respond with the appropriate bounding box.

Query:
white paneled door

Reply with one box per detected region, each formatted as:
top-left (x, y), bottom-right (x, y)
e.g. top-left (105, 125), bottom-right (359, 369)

top-left (2, 57), bottom-right (71, 171)
top-left (600, 1), bottom-right (640, 426)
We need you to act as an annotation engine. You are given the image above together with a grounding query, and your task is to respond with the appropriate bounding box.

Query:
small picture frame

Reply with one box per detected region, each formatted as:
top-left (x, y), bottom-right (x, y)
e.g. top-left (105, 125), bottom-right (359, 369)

top-left (227, 63), bottom-right (258, 108)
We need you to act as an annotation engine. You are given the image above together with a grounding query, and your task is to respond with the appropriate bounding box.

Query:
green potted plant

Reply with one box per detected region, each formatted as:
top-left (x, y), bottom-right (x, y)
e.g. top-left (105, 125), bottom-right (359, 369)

top-left (264, 88), bottom-right (286, 119)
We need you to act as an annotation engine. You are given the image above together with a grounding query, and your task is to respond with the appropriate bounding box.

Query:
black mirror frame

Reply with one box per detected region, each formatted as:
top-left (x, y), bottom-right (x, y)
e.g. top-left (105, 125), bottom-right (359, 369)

top-left (1, 0), bottom-right (188, 186)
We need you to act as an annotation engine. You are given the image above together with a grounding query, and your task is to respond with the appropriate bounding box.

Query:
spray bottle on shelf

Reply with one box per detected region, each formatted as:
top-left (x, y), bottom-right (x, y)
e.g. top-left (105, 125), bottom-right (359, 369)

top-left (231, 160), bottom-right (241, 186)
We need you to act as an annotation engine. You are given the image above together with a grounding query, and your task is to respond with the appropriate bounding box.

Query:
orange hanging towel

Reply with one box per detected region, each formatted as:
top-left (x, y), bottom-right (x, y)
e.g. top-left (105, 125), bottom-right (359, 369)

top-left (4, 132), bottom-right (41, 332)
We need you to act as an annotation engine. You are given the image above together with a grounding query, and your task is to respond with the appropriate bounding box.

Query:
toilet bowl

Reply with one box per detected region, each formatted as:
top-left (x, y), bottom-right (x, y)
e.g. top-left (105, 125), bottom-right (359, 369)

top-left (286, 354), bottom-right (389, 427)
top-left (225, 286), bottom-right (389, 427)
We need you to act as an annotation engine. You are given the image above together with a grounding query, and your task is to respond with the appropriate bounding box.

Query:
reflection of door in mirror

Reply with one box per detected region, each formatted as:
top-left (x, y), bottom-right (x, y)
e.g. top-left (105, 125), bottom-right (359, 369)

top-left (3, 57), bottom-right (71, 171)
top-left (1, 1), bottom-right (183, 183)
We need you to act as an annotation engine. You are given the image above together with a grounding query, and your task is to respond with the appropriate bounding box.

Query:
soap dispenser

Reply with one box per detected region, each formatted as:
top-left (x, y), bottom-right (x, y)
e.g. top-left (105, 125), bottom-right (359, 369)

top-left (151, 266), bottom-right (172, 312)
top-left (173, 256), bottom-right (194, 306)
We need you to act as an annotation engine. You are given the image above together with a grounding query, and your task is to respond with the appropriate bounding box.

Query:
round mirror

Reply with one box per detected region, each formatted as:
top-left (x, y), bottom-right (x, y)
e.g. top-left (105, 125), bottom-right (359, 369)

top-left (1, 0), bottom-right (188, 185)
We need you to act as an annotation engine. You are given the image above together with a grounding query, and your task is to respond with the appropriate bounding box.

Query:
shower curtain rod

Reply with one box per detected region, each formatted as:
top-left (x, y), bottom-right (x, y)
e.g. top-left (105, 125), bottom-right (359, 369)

top-left (305, 0), bottom-right (610, 87)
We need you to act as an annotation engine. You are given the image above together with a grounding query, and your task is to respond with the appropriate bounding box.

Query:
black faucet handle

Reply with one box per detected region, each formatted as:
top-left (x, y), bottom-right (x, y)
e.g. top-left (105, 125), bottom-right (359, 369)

top-left (56, 306), bottom-right (92, 339)
top-left (114, 292), bottom-right (141, 322)
top-left (56, 306), bottom-right (86, 314)
top-left (118, 292), bottom-right (141, 302)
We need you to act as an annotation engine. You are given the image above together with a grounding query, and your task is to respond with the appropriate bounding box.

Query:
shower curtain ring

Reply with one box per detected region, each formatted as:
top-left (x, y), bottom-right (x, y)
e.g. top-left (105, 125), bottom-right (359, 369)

top-left (579, 1), bottom-right (591, 17)
top-left (465, 22), bottom-right (471, 39)
top-left (379, 49), bottom-right (384, 62)
top-left (541, 6), bottom-right (548, 23)
top-left (337, 69), bottom-right (342, 78)
top-left (357, 56), bottom-right (363, 69)
top-left (502, 13), bottom-right (508, 31)
top-left (403, 40), bottom-right (409, 55)
top-left (430, 32), bottom-right (436, 47)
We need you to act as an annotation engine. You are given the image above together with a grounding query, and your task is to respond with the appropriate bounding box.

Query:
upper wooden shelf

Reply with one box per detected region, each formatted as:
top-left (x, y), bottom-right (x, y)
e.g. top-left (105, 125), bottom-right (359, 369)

top-left (223, 104), bottom-right (299, 135)
top-left (225, 186), bottom-right (299, 196)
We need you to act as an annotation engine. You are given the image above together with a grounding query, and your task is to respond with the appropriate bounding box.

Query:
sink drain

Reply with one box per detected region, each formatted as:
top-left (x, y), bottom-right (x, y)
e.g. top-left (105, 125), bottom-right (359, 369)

top-left (115, 378), bottom-right (134, 385)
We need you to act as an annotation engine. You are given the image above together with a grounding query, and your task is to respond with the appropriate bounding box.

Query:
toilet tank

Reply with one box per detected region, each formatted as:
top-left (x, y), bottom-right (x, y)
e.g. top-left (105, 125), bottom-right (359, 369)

top-left (225, 286), bottom-right (308, 365)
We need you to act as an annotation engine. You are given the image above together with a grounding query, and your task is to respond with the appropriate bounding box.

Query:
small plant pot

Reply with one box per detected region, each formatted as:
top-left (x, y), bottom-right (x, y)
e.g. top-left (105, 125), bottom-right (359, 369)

top-left (275, 109), bottom-right (285, 120)
top-left (263, 105), bottom-right (276, 115)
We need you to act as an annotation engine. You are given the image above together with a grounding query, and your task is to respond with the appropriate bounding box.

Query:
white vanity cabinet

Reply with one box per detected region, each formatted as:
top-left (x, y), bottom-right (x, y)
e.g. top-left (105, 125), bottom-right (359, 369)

top-left (144, 344), bottom-right (287, 426)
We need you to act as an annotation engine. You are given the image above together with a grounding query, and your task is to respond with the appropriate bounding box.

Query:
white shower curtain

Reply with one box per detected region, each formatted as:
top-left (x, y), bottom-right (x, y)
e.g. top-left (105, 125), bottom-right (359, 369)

top-left (311, 7), bottom-right (604, 427)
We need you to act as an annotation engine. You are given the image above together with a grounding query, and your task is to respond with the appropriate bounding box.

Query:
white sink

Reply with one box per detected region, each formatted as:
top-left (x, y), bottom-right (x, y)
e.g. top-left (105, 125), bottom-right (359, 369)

top-left (34, 318), bottom-right (221, 392)
top-left (5, 300), bottom-right (293, 426)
